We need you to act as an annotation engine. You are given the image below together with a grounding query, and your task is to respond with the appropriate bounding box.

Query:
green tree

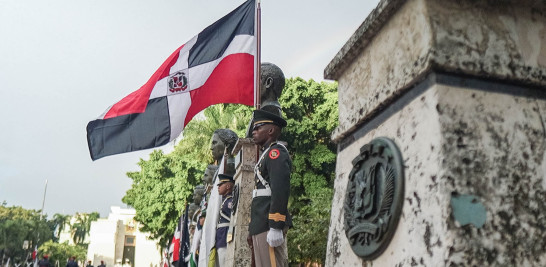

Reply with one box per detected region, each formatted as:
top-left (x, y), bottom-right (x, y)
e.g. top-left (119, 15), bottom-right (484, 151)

top-left (39, 241), bottom-right (86, 266)
top-left (0, 206), bottom-right (54, 261)
top-left (52, 213), bottom-right (70, 242)
top-left (70, 212), bottom-right (100, 245)
top-left (279, 78), bottom-right (338, 264)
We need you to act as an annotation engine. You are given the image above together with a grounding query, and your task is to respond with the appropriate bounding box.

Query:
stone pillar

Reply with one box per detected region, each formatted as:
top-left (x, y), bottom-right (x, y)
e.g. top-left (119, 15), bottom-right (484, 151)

top-left (325, 0), bottom-right (546, 266)
top-left (224, 138), bottom-right (256, 266)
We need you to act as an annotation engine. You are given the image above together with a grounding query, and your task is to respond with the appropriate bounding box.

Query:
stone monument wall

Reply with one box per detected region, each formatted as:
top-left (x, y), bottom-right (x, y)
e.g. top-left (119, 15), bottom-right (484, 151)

top-left (325, 0), bottom-right (546, 266)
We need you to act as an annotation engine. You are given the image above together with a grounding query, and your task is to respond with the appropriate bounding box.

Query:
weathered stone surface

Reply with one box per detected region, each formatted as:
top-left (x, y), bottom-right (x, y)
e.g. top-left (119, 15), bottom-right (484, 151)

top-left (324, 0), bottom-right (407, 80)
top-left (328, 0), bottom-right (546, 142)
top-left (437, 84), bottom-right (546, 266)
top-left (428, 0), bottom-right (546, 86)
top-left (224, 138), bottom-right (256, 267)
top-left (331, 0), bottom-right (433, 142)
top-left (327, 87), bottom-right (444, 266)
top-left (327, 81), bottom-right (546, 266)
top-left (327, 0), bottom-right (546, 265)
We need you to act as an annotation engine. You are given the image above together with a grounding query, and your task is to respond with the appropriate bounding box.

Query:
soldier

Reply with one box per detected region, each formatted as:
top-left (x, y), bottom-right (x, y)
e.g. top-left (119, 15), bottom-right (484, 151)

top-left (249, 109), bottom-right (291, 267)
top-left (37, 255), bottom-right (50, 267)
top-left (215, 174), bottom-right (234, 266)
top-left (66, 257), bottom-right (78, 267)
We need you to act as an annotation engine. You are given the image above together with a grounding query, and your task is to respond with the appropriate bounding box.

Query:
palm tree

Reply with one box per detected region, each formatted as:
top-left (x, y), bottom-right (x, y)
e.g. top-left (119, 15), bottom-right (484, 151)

top-left (71, 212), bottom-right (100, 244)
top-left (52, 213), bottom-right (70, 241)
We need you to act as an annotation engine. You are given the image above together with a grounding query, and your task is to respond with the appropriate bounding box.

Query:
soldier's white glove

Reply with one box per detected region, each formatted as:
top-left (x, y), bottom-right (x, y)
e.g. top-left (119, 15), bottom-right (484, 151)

top-left (267, 228), bottom-right (284, 247)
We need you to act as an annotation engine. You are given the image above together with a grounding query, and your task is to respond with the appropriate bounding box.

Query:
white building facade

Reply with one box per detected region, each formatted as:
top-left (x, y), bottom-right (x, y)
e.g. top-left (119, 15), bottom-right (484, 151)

top-left (86, 206), bottom-right (161, 267)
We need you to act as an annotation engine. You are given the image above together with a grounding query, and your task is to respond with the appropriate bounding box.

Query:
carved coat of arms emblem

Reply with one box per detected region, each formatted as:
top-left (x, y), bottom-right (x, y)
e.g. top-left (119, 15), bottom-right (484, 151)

top-left (168, 71), bottom-right (188, 92)
top-left (344, 137), bottom-right (404, 260)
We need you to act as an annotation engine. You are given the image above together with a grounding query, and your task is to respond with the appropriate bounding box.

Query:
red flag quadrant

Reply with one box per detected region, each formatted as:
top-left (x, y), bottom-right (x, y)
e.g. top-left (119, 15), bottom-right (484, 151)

top-left (172, 217), bottom-right (181, 264)
top-left (87, 0), bottom-right (255, 160)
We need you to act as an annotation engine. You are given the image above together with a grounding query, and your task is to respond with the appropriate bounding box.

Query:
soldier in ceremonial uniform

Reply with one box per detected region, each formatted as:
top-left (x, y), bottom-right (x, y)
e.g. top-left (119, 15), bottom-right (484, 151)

top-left (66, 257), bottom-right (78, 267)
top-left (249, 109), bottom-right (291, 267)
top-left (215, 174), bottom-right (234, 266)
top-left (38, 255), bottom-right (50, 267)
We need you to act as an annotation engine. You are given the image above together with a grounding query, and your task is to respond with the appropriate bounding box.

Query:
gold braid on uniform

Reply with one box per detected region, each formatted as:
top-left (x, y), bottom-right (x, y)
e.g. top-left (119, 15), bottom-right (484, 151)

top-left (268, 213), bottom-right (286, 222)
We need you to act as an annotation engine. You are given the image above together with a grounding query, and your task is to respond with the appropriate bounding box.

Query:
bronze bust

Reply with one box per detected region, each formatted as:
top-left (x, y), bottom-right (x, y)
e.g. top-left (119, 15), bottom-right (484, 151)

top-left (210, 129), bottom-right (239, 163)
top-left (260, 62), bottom-right (285, 117)
top-left (193, 184), bottom-right (206, 205)
top-left (202, 164), bottom-right (219, 184)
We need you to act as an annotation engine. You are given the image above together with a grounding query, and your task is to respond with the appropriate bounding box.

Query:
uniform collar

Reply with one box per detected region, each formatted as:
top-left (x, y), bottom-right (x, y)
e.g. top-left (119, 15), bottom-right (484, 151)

top-left (261, 140), bottom-right (278, 151)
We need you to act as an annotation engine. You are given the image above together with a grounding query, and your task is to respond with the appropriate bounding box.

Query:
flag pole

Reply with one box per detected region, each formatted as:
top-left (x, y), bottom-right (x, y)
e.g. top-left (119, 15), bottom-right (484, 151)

top-left (255, 0), bottom-right (261, 110)
top-left (40, 179), bottom-right (48, 220)
top-left (252, 4), bottom-right (262, 266)
top-left (33, 179), bottom-right (47, 267)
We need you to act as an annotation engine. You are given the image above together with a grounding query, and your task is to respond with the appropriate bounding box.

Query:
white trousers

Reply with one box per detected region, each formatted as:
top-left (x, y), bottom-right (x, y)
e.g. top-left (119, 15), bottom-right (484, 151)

top-left (216, 247), bottom-right (226, 267)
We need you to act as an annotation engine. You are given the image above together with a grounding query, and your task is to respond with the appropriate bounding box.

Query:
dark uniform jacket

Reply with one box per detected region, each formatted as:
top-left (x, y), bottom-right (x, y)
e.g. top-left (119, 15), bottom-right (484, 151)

top-left (249, 142), bottom-right (292, 235)
top-left (215, 194), bottom-right (233, 248)
top-left (66, 260), bottom-right (78, 267)
top-left (38, 259), bottom-right (50, 267)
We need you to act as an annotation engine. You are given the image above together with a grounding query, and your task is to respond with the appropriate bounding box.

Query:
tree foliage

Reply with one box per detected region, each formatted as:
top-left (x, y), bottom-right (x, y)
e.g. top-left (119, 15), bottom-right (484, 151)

top-left (122, 104), bottom-right (252, 245)
top-left (39, 241), bottom-right (86, 266)
top-left (51, 213), bottom-right (71, 242)
top-left (0, 205), bottom-right (54, 261)
top-left (279, 78), bottom-right (338, 264)
top-left (70, 212), bottom-right (99, 245)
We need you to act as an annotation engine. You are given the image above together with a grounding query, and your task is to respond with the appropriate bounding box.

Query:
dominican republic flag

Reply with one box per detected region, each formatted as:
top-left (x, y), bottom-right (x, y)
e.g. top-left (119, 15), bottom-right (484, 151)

top-left (171, 216), bottom-right (182, 264)
top-left (32, 245), bottom-right (38, 267)
top-left (87, 0), bottom-right (255, 160)
top-left (162, 247), bottom-right (170, 267)
top-left (178, 204), bottom-right (190, 267)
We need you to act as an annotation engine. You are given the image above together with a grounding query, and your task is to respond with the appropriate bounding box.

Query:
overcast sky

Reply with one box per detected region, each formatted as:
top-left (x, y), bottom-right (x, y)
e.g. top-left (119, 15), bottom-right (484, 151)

top-left (0, 0), bottom-right (379, 218)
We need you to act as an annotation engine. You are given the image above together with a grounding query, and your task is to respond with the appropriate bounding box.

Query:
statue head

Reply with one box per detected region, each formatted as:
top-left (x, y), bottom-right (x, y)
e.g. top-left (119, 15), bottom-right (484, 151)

top-left (260, 62), bottom-right (285, 102)
top-left (193, 185), bottom-right (205, 205)
top-left (188, 203), bottom-right (199, 220)
top-left (210, 129), bottom-right (238, 161)
top-left (260, 62), bottom-right (285, 116)
top-left (203, 164), bottom-right (218, 184)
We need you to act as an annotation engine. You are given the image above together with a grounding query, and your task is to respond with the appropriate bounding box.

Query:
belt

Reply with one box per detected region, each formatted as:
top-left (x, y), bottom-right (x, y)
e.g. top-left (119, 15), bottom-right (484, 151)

top-left (217, 223), bottom-right (230, 228)
top-left (252, 188), bottom-right (271, 198)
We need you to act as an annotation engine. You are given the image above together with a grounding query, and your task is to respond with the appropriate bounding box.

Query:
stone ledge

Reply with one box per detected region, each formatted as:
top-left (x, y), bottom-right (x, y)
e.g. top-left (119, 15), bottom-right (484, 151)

top-left (231, 138), bottom-right (254, 156)
top-left (327, 0), bottom-right (546, 143)
top-left (324, 0), bottom-right (406, 80)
